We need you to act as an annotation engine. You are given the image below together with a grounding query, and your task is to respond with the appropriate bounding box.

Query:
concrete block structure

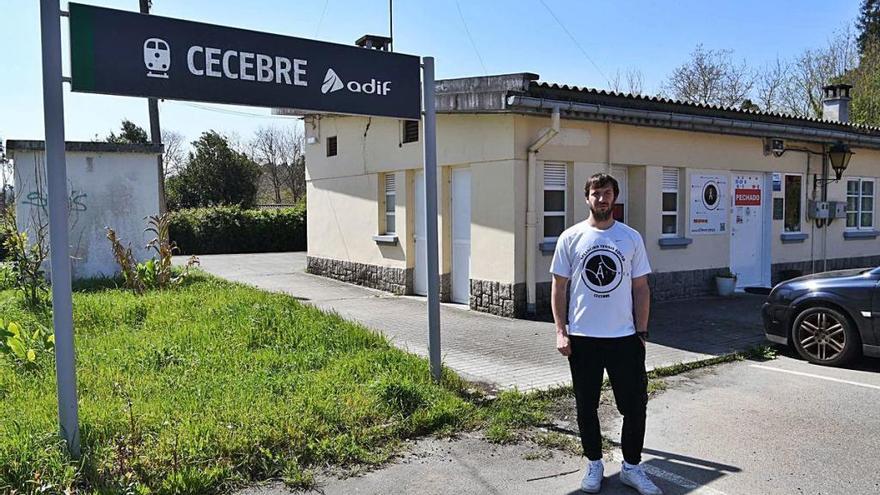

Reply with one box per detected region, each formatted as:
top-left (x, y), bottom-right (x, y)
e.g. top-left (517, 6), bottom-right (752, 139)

top-left (7, 140), bottom-right (162, 280)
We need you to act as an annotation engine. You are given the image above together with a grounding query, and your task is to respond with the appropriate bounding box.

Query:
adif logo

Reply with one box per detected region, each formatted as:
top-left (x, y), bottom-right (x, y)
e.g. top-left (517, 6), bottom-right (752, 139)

top-left (321, 68), bottom-right (393, 95)
top-left (144, 38), bottom-right (170, 79)
top-left (321, 69), bottom-right (344, 94)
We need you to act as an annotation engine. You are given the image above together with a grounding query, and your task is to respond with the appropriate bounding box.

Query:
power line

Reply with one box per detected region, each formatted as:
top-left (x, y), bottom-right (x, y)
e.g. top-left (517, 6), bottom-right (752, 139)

top-left (538, 0), bottom-right (609, 86)
top-left (455, 1), bottom-right (488, 75)
top-left (170, 101), bottom-right (298, 119)
top-left (315, 0), bottom-right (329, 38)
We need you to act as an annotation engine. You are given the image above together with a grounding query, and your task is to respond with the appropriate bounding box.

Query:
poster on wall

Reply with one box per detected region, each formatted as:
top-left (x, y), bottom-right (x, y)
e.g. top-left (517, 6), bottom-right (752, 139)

top-left (689, 173), bottom-right (729, 235)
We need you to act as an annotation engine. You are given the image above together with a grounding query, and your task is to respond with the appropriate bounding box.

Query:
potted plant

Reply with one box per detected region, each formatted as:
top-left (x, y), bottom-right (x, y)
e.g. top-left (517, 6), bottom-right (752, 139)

top-left (715, 268), bottom-right (737, 296)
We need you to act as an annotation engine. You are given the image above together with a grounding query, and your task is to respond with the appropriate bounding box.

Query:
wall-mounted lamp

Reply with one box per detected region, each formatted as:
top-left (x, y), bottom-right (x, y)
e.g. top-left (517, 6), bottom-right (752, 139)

top-left (814, 142), bottom-right (853, 188)
top-left (827, 142), bottom-right (853, 181)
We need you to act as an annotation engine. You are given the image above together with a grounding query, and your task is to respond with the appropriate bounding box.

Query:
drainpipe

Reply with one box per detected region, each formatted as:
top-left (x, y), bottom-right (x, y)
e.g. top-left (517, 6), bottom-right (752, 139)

top-left (821, 152), bottom-right (829, 272)
top-left (526, 107), bottom-right (560, 315)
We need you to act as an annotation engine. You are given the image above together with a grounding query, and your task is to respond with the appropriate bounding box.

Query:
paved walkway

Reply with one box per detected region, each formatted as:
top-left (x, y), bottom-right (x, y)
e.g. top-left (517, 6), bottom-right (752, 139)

top-left (176, 252), bottom-right (767, 391)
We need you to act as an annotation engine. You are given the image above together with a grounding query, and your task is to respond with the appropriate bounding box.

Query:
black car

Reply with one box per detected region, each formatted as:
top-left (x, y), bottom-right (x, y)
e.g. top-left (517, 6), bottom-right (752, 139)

top-left (762, 267), bottom-right (880, 366)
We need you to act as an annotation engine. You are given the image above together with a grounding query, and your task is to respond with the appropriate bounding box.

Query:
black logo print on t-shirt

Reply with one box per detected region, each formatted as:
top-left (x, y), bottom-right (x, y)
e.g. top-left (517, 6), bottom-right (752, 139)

top-left (580, 245), bottom-right (625, 295)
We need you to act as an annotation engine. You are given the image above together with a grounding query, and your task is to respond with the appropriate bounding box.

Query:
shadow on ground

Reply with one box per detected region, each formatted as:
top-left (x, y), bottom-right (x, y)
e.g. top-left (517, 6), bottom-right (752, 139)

top-left (649, 294), bottom-right (766, 355)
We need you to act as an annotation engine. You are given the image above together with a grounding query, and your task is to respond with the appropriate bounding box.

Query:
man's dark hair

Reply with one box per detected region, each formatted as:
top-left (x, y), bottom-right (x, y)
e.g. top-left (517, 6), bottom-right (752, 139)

top-left (585, 173), bottom-right (619, 201)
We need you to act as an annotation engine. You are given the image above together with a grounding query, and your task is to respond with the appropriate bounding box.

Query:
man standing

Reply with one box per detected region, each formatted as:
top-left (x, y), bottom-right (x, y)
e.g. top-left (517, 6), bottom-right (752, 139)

top-left (550, 173), bottom-right (661, 495)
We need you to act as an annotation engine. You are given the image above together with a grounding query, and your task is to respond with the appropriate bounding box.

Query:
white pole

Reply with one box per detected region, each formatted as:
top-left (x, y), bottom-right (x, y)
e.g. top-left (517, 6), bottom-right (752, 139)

top-left (422, 57), bottom-right (441, 382)
top-left (40, 0), bottom-right (80, 457)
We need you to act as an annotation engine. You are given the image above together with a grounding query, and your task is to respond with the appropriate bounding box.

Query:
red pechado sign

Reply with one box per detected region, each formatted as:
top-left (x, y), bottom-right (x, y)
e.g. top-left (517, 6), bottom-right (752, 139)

top-left (734, 188), bottom-right (761, 206)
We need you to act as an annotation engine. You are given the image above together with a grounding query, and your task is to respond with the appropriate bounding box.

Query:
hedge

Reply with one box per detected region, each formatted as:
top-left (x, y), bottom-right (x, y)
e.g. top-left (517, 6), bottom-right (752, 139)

top-left (168, 205), bottom-right (306, 255)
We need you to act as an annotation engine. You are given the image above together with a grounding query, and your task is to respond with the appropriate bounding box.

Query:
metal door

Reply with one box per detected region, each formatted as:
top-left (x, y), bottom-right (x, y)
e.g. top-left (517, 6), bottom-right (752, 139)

top-left (414, 170), bottom-right (427, 296)
top-left (451, 169), bottom-right (471, 303)
top-left (730, 173), bottom-right (765, 289)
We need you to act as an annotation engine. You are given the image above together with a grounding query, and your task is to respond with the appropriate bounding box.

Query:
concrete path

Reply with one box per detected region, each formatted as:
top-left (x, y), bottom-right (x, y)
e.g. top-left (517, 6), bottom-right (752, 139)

top-left (176, 252), bottom-right (767, 391)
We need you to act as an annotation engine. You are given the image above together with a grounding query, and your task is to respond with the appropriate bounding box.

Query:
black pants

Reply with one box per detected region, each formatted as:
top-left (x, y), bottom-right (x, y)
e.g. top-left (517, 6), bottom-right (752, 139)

top-left (568, 333), bottom-right (648, 465)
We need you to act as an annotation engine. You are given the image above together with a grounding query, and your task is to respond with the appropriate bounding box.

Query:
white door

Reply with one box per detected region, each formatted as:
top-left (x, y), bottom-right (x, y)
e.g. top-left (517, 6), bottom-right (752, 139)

top-left (414, 171), bottom-right (427, 296)
top-left (730, 173), bottom-right (765, 289)
top-left (451, 169), bottom-right (471, 304)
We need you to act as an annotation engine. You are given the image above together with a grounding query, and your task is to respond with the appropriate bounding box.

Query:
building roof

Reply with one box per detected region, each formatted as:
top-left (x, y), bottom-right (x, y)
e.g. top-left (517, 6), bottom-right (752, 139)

top-left (523, 80), bottom-right (880, 138)
top-left (5, 140), bottom-right (164, 155)
top-left (432, 72), bottom-right (880, 147)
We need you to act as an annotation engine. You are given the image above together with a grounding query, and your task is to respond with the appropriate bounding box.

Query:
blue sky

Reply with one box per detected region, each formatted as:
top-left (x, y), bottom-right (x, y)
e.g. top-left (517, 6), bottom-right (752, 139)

top-left (0, 0), bottom-right (862, 149)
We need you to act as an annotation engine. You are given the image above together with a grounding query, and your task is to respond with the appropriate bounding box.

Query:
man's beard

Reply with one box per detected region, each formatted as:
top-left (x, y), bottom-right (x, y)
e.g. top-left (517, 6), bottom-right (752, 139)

top-left (590, 204), bottom-right (612, 221)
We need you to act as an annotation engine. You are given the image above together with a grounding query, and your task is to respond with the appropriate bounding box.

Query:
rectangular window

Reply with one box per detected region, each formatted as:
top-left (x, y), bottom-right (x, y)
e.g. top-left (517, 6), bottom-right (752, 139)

top-left (661, 168), bottom-right (679, 236)
top-left (326, 136), bottom-right (337, 157)
top-left (784, 174), bottom-right (802, 233)
top-left (543, 163), bottom-right (566, 241)
top-left (384, 173), bottom-right (396, 234)
top-left (847, 178), bottom-right (874, 229)
top-left (402, 120), bottom-right (419, 144)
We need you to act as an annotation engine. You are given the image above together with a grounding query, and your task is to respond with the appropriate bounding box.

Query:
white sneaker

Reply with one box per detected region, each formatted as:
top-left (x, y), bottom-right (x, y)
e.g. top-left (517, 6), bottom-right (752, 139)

top-left (580, 459), bottom-right (604, 493)
top-left (620, 463), bottom-right (662, 495)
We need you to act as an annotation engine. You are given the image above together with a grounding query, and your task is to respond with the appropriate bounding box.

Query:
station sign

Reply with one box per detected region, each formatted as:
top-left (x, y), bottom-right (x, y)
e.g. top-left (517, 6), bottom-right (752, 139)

top-left (69, 3), bottom-right (421, 119)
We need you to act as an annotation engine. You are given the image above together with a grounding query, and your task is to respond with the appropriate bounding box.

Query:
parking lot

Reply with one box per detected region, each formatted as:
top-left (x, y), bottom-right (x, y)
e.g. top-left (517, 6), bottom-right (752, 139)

top-left (629, 352), bottom-right (880, 494)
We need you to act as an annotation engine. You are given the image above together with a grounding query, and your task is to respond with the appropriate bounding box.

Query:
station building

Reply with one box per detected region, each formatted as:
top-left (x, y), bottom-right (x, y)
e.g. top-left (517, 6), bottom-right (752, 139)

top-left (289, 71), bottom-right (880, 318)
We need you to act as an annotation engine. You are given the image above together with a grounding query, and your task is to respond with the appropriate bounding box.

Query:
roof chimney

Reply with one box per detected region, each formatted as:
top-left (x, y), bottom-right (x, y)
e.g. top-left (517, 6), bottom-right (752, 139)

top-left (355, 34), bottom-right (392, 51)
top-left (822, 83), bottom-right (852, 123)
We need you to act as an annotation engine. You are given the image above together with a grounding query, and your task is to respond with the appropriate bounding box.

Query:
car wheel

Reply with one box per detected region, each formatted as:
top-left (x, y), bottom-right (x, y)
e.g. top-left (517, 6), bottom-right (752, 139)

top-left (791, 305), bottom-right (861, 366)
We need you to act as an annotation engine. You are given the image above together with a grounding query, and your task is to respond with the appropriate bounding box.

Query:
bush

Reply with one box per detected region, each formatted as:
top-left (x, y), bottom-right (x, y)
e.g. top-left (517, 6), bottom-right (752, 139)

top-left (168, 205), bottom-right (306, 255)
top-left (107, 214), bottom-right (199, 293)
top-left (0, 209), bottom-right (49, 307)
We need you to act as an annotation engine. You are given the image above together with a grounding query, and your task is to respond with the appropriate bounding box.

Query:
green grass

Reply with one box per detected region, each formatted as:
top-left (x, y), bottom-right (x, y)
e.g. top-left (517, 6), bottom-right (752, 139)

top-left (0, 273), bottom-right (485, 494)
top-left (1, 272), bottom-right (775, 493)
top-left (482, 391), bottom-right (549, 444)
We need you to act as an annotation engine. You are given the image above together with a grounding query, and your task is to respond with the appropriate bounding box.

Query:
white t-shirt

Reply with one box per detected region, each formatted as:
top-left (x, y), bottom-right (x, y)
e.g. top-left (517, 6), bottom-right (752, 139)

top-left (549, 220), bottom-right (652, 338)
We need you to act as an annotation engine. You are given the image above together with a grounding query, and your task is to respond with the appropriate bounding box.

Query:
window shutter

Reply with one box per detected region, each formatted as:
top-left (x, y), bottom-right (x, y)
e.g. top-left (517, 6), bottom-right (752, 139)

top-left (544, 164), bottom-right (566, 188)
top-left (385, 173), bottom-right (395, 194)
top-left (662, 168), bottom-right (679, 190)
top-left (326, 136), bottom-right (337, 157)
top-left (403, 120), bottom-right (419, 143)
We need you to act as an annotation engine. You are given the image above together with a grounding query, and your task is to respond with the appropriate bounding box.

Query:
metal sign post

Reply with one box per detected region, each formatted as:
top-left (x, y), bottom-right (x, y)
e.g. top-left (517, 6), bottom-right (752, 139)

top-left (40, 2), bottom-right (438, 457)
top-left (40, 0), bottom-right (80, 457)
top-left (421, 57), bottom-right (441, 382)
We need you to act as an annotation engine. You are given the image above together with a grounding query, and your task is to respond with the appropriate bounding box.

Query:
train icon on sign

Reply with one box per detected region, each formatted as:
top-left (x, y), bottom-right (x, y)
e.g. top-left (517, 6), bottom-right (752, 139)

top-left (144, 38), bottom-right (170, 79)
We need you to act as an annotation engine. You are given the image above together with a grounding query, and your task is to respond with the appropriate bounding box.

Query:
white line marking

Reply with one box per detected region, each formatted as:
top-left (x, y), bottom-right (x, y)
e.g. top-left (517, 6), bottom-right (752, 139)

top-left (750, 364), bottom-right (880, 391)
top-left (612, 452), bottom-right (728, 495)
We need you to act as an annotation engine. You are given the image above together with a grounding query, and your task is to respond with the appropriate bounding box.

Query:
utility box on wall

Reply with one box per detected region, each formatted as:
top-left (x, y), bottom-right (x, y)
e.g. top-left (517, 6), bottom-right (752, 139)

top-left (6, 140), bottom-right (163, 280)
top-left (830, 200), bottom-right (847, 219)
top-left (808, 200), bottom-right (848, 220)
top-left (808, 200), bottom-right (830, 219)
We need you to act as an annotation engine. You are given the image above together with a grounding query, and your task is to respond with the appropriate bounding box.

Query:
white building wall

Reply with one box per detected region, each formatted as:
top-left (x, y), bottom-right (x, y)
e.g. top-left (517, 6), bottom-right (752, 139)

top-left (12, 149), bottom-right (160, 280)
top-left (305, 113), bottom-right (517, 283)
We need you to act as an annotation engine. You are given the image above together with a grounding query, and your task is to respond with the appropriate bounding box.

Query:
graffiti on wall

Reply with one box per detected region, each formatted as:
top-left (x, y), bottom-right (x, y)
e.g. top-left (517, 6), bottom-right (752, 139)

top-left (21, 190), bottom-right (89, 216)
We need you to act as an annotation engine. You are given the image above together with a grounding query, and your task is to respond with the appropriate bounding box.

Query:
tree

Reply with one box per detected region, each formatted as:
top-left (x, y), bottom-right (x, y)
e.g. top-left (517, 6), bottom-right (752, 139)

top-left (858, 0), bottom-right (880, 54)
top-left (754, 57), bottom-right (791, 114)
top-left (161, 129), bottom-right (187, 178)
top-left (609, 68), bottom-right (645, 95)
top-left (843, 41), bottom-right (880, 126)
top-left (251, 126), bottom-right (288, 204)
top-left (250, 125), bottom-right (306, 204)
top-left (0, 140), bottom-right (11, 209)
top-left (166, 131), bottom-right (262, 209)
top-left (785, 28), bottom-right (859, 118)
top-left (661, 45), bottom-right (755, 107)
top-left (107, 119), bottom-right (149, 144)
top-left (283, 128), bottom-right (306, 203)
